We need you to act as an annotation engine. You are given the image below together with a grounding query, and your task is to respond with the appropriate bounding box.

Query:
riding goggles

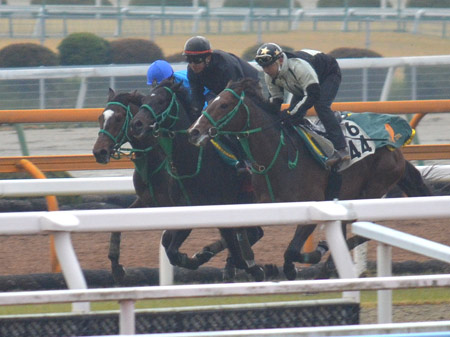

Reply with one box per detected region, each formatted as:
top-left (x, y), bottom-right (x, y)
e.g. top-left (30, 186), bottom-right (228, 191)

top-left (255, 55), bottom-right (275, 67)
top-left (186, 56), bottom-right (206, 64)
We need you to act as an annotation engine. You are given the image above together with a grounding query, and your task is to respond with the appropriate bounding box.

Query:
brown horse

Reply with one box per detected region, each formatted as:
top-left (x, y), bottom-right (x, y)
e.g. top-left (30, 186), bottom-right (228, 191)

top-left (187, 78), bottom-right (432, 280)
top-left (92, 89), bottom-right (247, 283)
top-left (129, 80), bottom-right (267, 281)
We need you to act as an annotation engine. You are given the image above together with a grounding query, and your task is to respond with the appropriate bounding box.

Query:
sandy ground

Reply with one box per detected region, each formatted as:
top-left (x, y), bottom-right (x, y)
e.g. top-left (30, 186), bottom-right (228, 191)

top-left (1, 122), bottom-right (450, 325)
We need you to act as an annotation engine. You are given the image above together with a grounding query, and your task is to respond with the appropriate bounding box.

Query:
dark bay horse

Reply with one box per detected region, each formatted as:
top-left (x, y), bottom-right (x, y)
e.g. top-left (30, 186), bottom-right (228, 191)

top-left (92, 89), bottom-right (245, 283)
top-left (187, 78), bottom-right (432, 280)
top-left (129, 80), bottom-right (266, 281)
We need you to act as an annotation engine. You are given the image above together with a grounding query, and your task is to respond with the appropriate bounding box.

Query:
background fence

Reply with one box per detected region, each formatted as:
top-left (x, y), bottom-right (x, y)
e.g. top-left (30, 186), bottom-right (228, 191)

top-left (0, 5), bottom-right (450, 42)
top-left (0, 55), bottom-right (450, 110)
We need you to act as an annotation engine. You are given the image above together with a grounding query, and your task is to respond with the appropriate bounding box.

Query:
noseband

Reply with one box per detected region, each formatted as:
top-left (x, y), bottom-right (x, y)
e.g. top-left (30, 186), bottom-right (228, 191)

top-left (139, 86), bottom-right (180, 138)
top-left (98, 101), bottom-right (134, 155)
top-left (201, 88), bottom-right (260, 138)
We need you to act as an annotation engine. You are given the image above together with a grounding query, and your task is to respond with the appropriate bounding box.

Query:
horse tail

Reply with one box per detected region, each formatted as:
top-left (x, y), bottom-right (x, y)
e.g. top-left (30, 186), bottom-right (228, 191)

top-left (397, 161), bottom-right (433, 197)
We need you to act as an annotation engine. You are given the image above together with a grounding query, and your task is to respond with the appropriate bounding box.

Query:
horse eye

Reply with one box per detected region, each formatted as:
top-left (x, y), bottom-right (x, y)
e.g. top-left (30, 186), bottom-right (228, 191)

top-left (220, 103), bottom-right (228, 109)
top-left (114, 114), bottom-right (123, 122)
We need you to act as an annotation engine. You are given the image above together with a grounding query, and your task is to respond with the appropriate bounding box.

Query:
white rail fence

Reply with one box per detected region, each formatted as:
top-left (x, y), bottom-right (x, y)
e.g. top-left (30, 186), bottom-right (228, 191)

top-left (0, 193), bottom-right (449, 325)
top-left (0, 165), bottom-right (447, 197)
top-left (0, 55), bottom-right (449, 109)
top-left (0, 275), bottom-right (448, 336)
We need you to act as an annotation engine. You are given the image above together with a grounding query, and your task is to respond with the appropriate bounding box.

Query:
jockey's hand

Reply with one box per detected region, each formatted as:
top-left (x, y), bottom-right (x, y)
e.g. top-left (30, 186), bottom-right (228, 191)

top-left (279, 109), bottom-right (291, 121)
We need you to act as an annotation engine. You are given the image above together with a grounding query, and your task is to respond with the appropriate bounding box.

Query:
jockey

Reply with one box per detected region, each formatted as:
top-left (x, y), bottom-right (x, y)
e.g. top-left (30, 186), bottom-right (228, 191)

top-left (147, 59), bottom-right (209, 111)
top-left (147, 59), bottom-right (190, 92)
top-left (182, 36), bottom-right (260, 119)
top-left (255, 42), bottom-right (350, 167)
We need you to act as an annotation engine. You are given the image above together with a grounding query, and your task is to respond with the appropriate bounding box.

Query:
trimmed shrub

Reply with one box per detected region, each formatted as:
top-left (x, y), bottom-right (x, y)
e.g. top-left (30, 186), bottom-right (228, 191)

top-left (318, 0), bottom-right (383, 7)
top-left (110, 38), bottom-right (164, 64)
top-left (129, 0), bottom-right (207, 6)
top-left (58, 33), bottom-right (110, 65)
top-left (0, 43), bottom-right (58, 67)
top-left (328, 47), bottom-right (384, 102)
top-left (241, 43), bottom-right (294, 61)
top-left (408, 0), bottom-right (450, 8)
top-left (223, 0), bottom-right (300, 8)
top-left (328, 47), bottom-right (382, 59)
top-left (165, 52), bottom-right (185, 63)
top-left (31, 0), bottom-right (112, 4)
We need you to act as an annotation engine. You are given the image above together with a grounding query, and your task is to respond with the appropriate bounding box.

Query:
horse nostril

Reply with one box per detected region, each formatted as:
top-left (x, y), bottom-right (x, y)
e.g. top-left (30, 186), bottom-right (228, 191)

top-left (190, 129), bottom-right (199, 137)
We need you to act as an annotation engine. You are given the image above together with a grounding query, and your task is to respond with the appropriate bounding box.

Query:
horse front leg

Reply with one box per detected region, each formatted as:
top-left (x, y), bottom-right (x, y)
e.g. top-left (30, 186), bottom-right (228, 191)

top-left (108, 231), bottom-right (126, 284)
top-left (161, 229), bottom-right (195, 268)
top-left (220, 228), bottom-right (265, 282)
top-left (108, 197), bottom-right (143, 285)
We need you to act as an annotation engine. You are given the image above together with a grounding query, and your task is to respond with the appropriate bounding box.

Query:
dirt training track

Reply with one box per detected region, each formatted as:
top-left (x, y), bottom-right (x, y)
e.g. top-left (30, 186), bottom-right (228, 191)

top-left (1, 123), bottom-right (450, 324)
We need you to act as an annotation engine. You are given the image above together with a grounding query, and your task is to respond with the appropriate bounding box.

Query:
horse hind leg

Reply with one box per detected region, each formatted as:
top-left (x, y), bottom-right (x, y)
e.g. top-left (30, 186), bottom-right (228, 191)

top-left (283, 224), bottom-right (317, 280)
top-left (397, 161), bottom-right (433, 197)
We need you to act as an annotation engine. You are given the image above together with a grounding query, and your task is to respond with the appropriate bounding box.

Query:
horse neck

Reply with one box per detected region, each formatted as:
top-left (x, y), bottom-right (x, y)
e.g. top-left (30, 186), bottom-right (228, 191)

top-left (243, 102), bottom-right (291, 169)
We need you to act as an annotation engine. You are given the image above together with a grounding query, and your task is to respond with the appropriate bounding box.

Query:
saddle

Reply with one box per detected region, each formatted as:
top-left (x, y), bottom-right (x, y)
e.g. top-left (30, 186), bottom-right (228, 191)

top-left (296, 111), bottom-right (415, 172)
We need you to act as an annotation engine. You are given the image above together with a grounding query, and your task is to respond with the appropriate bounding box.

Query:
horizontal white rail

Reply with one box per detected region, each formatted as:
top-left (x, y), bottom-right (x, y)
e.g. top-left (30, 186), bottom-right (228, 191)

top-left (0, 177), bottom-right (135, 197)
top-left (0, 55), bottom-right (449, 80)
top-left (1, 196), bottom-right (450, 235)
top-left (0, 165), bottom-right (445, 197)
top-left (0, 274), bottom-right (447, 306)
top-left (352, 221), bottom-right (450, 263)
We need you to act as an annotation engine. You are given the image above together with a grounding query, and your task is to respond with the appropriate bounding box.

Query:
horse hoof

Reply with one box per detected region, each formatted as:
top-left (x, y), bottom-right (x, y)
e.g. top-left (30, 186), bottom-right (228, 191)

top-left (194, 250), bottom-right (214, 265)
top-left (283, 263), bottom-right (297, 281)
top-left (284, 249), bottom-right (302, 263)
top-left (249, 265), bottom-right (265, 282)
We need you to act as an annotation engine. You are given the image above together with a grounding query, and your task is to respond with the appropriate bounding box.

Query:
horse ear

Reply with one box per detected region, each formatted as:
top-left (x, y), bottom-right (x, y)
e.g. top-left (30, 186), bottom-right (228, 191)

top-left (226, 80), bottom-right (233, 88)
top-left (108, 88), bottom-right (115, 101)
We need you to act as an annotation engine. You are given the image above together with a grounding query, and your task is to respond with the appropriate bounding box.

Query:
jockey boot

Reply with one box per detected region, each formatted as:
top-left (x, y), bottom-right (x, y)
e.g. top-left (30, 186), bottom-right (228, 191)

top-left (326, 147), bottom-right (350, 168)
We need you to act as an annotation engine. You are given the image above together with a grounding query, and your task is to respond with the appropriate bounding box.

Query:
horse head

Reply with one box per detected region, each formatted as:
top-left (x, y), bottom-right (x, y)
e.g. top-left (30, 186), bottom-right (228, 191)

top-left (188, 78), bottom-right (265, 147)
top-left (92, 88), bottom-right (144, 164)
top-left (130, 80), bottom-right (190, 143)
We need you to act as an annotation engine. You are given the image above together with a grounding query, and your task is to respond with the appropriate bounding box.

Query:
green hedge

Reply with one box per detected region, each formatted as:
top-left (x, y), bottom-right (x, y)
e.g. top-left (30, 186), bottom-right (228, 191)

top-left (58, 33), bottom-right (110, 66)
top-left (110, 38), bottom-right (164, 64)
top-left (0, 43), bottom-right (58, 67)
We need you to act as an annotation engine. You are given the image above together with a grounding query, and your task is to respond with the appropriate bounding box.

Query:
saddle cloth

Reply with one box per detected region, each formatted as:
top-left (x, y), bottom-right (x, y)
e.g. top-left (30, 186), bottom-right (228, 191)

top-left (297, 111), bottom-right (415, 171)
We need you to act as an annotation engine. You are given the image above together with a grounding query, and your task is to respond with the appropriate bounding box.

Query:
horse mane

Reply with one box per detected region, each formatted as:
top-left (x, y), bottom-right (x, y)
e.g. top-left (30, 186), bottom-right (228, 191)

top-left (110, 90), bottom-right (144, 107)
top-left (157, 79), bottom-right (192, 114)
top-left (227, 78), bottom-right (280, 118)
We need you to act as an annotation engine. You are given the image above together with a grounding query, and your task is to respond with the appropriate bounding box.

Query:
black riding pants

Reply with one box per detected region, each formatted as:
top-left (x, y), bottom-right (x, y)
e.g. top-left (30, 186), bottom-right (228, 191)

top-left (315, 72), bottom-right (346, 150)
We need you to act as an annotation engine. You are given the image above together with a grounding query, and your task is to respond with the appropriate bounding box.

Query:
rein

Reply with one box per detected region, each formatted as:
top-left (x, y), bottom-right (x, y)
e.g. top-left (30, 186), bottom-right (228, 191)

top-left (140, 86), bottom-right (205, 205)
top-left (202, 88), bottom-right (298, 202)
top-left (99, 100), bottom-right (163, 205)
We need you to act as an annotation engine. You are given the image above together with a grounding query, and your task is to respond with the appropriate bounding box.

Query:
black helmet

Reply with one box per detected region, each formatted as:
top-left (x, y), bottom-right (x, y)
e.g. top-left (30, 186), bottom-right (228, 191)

top-left (255, 43), bottom-right (283, 67)
top-left (182, 36), bottom-right (212, 57)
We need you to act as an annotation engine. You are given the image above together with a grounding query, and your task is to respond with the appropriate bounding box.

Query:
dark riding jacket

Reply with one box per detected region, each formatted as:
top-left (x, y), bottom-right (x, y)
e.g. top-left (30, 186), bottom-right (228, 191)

top-left (187, 50), bottom-right (259, 117)
top-left (265, 49), bottom-right (341, 117)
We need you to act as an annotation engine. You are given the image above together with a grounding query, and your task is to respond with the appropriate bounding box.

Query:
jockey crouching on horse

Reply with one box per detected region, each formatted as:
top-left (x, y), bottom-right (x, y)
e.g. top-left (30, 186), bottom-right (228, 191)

top-left (255, 42), bottom-right (350, 167)
top-left (183, 35), bottom-right (260, 179)
top-left (147, 59), bottom-right (211, 110)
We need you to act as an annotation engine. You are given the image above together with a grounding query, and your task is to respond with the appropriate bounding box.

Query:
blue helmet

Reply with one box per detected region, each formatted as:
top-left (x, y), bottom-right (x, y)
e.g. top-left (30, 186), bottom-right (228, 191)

top-left (147, 60), bottom-right (174, 85)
